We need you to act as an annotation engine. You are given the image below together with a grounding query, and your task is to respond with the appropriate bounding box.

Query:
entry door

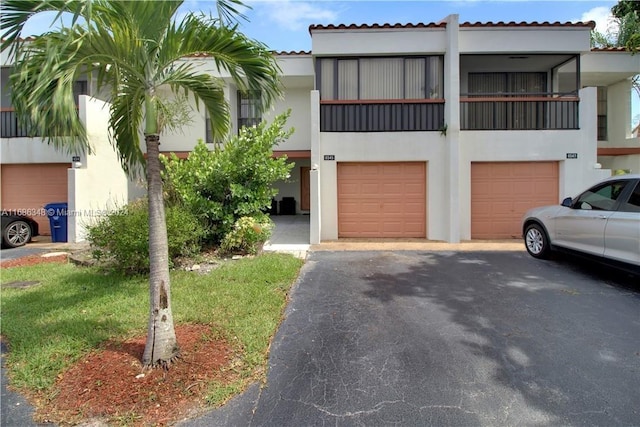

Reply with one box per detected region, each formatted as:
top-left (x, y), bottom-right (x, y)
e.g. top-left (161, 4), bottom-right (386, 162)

top-left (300, 166), bottom-right (310, 211)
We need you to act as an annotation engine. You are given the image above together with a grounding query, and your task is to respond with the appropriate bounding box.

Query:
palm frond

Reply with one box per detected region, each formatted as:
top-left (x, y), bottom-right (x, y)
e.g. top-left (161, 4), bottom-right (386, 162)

top-left (0, 0), bottom-right (91, 55)
top-left (9, 29), bottom-right (90, 153)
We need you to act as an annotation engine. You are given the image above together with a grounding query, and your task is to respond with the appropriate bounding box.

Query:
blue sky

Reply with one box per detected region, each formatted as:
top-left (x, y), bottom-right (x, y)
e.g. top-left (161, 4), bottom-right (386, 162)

top-left (178, 0), bottom-right (620, 52)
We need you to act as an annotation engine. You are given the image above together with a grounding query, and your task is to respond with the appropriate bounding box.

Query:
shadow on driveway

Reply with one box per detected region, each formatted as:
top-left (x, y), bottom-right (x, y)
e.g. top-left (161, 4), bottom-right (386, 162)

top-left (183, 251), bottom-right (640, 426)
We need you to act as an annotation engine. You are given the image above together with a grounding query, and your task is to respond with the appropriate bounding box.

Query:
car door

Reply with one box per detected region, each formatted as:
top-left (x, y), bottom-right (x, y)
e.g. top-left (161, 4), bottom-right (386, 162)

top-left (604, 180), bottom-right (640, 266)
top-left (553, 180), bottom-right (630, 256)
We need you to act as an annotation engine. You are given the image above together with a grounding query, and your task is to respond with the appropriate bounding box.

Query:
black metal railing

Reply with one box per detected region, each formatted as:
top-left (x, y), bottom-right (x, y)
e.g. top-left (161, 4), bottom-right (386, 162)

top-left (0, 109), bottom-right (37, 138)
top-left (320, 100), bottom-right (445, 132)
top-left (460, 93), bottom-right (579, 130)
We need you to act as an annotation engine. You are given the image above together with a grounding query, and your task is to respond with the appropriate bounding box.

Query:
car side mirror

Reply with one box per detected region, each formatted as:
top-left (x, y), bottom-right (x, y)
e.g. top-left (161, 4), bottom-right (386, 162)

top-left (561, 197), bottom-right (573, 207)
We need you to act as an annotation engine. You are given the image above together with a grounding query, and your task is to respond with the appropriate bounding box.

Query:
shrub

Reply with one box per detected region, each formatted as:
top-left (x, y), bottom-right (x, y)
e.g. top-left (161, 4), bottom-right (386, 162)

top-left (219, 215), bottom-right (273, 255)
top-left (162, 110), bottom-right (294, 243)
top-left (87, 199), bottom-right (204, 274)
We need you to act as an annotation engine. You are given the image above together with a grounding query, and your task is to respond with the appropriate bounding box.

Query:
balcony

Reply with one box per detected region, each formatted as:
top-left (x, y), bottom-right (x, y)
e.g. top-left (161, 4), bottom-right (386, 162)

top-left (460, 93), bottom-right (579, 130)
top-left (320, 99), bottom-right (445, 132)
top-left (0, 108), bottom-right (37, 138)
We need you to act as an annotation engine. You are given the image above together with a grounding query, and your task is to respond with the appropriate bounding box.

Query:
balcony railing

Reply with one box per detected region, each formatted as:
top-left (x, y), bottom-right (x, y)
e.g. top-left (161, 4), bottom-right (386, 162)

top-left (320, 99), bottom-right (445, 132)
top-left (0, 108), bottom-right (38, 138)
top-left (460, 93), bottom-right (579, 130)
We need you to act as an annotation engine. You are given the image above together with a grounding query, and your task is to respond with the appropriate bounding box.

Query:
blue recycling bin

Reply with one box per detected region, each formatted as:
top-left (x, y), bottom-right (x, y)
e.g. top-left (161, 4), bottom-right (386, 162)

top-left (44, 202), bottom-right (68, 243)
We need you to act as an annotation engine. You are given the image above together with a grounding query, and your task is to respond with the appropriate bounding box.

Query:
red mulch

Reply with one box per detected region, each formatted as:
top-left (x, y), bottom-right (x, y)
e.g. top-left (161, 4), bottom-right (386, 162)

top-left (0, 254), bottom-right (68, 268)
top-left (3, 254), bottom-right (238, 425)
top-left (34, 324), bottom-right (235, 426)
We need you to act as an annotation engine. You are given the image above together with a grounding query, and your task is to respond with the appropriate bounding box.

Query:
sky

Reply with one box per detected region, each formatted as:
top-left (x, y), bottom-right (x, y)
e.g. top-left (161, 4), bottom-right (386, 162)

top-left (15, 0), bottom-right (622, 52)
top-left (178, 0), bottom-right (621, 52)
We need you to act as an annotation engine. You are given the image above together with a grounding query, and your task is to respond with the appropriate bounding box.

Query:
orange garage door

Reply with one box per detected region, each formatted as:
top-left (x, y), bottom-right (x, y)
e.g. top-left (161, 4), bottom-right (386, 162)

top-left (338, 162), bottom-right (426, 238)
top-left (1, 164), bottom-right (69, 235)
top-left (471, 161), bottom-right (558, 239)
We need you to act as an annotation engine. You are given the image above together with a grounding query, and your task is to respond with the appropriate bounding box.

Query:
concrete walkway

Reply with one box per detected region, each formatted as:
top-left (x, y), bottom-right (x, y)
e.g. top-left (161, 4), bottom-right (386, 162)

top-left (263, 215), bottom-right (310, 258)
top-left (262, 215), bottom-right (525, 257)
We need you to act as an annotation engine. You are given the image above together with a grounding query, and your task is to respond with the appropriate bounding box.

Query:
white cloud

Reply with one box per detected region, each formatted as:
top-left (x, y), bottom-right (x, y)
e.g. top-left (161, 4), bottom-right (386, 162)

top-left (253, 0), bottom-right (340, 31)
top-left (579, 6), bottom-right (617, 35)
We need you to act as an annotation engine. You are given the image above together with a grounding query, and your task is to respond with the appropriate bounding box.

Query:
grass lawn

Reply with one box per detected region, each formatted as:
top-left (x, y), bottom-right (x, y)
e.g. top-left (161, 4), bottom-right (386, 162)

top-left (0, 253), bottom-right (304, 403)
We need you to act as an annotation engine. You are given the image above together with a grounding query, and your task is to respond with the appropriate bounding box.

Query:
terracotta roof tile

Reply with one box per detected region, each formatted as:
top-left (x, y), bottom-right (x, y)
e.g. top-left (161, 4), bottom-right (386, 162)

top-left (309, 22), bottom-right (446, 32)
top-left (309, 20), bottom-right (596, 32)
top-left (590, 47), bottom-right (630, 52)
top-left (184, 50), bottom-right (310, 58)
top-left (460, 21), bottom-right (596, 29)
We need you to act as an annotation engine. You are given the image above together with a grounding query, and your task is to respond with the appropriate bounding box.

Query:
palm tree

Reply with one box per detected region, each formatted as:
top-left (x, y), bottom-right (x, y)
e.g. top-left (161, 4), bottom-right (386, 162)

top-left (0, 0), bottom-right (281, 368)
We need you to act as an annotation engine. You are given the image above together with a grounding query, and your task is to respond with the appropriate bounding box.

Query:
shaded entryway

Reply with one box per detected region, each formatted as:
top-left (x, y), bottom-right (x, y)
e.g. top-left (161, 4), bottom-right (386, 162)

top-left (263, 215), bottom-right (310, 258)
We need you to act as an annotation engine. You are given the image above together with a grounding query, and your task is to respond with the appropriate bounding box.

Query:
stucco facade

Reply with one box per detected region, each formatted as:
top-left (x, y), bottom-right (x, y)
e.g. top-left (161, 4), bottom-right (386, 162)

top-left (2, 15), bottom-right (638, 244)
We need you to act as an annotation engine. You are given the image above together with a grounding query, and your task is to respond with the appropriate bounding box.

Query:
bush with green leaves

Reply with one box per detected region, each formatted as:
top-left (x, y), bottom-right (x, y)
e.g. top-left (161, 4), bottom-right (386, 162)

top-left (162, 110), bottom-right (294, 243)
top-left (87, 199), bottom-right (204, 274)
top-left (219, 215), bottom-right (273, 255)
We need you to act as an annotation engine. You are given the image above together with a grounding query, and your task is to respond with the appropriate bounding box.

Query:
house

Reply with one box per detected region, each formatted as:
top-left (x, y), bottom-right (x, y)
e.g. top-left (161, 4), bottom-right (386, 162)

top-left (2, 15), bottom-right (638, 244)
top-left (0, 40), bottom-right (129, 241)
top-left (164, 15), bottom-right (638, 244)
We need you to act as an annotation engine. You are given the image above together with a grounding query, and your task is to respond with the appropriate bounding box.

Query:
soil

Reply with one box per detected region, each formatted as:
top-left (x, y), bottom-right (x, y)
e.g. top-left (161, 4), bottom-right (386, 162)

top-left (0, 253), bottom-right (69, 268)
top-left (31, 324), bottom-right (236, 426)
top-left (2, 255), bottom-right (240, 426)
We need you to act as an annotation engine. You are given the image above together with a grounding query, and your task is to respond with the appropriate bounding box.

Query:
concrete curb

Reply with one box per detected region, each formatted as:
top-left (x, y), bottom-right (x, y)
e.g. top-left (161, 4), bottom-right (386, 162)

top-left (311, 240), bottom-right (526, 252)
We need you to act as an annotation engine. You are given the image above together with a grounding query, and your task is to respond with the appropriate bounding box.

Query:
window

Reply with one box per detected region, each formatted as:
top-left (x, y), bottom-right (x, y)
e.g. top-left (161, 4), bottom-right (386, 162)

top-left (317, 56), bottom-right (444, 101)
top-left (205, 113), bottom-right (213, 144)
top-left (467, 72), bottom-right (549, 130)
top-left (73, 80), bottom-right (88, 103)
top-left (597, 86), bottom-right (607, 141)
top-left (574, 181), bottom-right (629, 211)
top-left (238, 91), bottom-right (261, 131)
top-left (619, 182), bottom-right (640, 213)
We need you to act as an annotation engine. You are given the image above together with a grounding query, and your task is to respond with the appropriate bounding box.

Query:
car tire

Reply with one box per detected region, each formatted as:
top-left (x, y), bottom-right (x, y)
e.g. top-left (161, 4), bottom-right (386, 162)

top-left (2, 220), bottom-right (32, 248)
top-left (524, 223), bottom-right (551, 259)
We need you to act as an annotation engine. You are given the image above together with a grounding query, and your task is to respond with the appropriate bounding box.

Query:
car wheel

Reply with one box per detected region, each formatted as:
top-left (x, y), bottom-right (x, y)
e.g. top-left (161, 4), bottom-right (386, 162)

top-left (524, 223), bottom-right (551, 259)
top-left (3, 220), bottom-right (32, 248)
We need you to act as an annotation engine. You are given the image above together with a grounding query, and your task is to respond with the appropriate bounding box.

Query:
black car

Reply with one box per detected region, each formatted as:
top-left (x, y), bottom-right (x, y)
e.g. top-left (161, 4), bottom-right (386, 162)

top-left (1, 213), bottom-right (39, 248)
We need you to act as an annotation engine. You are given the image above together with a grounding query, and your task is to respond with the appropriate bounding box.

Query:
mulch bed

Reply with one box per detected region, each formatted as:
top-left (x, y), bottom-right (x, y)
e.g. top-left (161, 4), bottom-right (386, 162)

top-left (0, 254), bottom-right (69, 269)
top-left (35, 324), bottom-right (235, 426)
top-left (2, 254), bottom-right (239, 425)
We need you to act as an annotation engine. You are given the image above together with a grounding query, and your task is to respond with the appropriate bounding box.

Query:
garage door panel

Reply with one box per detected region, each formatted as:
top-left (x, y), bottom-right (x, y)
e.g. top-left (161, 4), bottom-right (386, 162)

top-left (338, 162), bottom-right (426, 238)
top-left (471, 162), bottom-right (558, 239)
top-left (1, 163), bottom-right (69, 236)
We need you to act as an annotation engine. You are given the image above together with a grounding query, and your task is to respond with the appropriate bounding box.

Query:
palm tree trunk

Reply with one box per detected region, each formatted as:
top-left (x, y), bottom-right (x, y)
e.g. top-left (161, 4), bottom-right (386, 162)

top-left (142, 134), bottom-right (180, 368)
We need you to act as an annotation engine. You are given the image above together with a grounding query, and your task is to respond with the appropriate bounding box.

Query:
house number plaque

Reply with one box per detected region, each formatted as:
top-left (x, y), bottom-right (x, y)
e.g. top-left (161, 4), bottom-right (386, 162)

top-left (566, 153), bottom-right (578, 159)
top-left (324, 155), bottom-right (335, 161)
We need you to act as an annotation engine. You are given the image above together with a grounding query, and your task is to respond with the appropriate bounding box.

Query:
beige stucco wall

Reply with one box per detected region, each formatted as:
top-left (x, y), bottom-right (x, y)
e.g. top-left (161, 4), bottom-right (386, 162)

top-left (311, 28), bottom-right (447, 56)
top-left (67, 96), bottom-right (129, 242)
top-left (459, 27), bottom-right (591, 53)
top-left (318, 132), bottom-right (447, 241)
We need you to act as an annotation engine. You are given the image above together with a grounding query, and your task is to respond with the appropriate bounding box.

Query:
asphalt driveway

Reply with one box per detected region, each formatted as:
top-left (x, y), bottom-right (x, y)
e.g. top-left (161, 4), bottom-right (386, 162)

top-left (184, 250), bottom-right (640, 426)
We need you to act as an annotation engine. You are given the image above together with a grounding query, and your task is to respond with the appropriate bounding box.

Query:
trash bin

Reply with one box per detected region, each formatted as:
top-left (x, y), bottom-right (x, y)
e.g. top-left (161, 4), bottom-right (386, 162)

top-left (44, 202), bottom-right (68, 243)
top-left (279, 197), bottom-right (296, 215)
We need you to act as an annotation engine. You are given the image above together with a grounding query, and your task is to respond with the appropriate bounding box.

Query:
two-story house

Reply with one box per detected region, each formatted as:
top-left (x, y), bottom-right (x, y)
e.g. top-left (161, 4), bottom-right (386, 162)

top-left (2, 15), bottom-right (638, 244)
top-left (0, 41), bottom-right (129, 240)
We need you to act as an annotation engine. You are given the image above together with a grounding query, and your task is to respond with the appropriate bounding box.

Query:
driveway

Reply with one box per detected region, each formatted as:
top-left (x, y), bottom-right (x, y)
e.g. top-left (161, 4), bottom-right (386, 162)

top-left (184, 251), bottom-right (640, 426)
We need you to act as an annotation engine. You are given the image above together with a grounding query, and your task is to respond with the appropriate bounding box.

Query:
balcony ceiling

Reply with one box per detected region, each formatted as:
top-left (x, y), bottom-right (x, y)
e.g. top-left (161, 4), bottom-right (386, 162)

top-left (461, 54), bottom-right (575, 72)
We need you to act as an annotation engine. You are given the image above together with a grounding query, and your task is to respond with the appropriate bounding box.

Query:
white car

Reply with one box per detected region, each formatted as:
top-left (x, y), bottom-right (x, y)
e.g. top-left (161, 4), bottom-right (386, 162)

top-left (522, 174), bottom-right (640, 273)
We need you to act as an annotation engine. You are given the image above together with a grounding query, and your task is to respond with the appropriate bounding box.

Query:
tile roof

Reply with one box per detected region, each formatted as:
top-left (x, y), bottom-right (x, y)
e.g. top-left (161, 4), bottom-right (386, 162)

top-left (184, 50), bottom-right (310, 58)
top-left (309, 21), bottom-right (596, 32)
top-left (590, 47), bottom-right (631, 52)
top-left (460, 21), bottom-right (596, 29)
top-left (309, 22), bottom-right (445, 32)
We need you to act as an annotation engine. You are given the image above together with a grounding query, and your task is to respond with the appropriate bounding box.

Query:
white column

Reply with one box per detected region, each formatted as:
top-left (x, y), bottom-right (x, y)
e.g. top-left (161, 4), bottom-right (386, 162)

top-left (310, 90), bottom-right (321, 244)
top-left (444, 14), bottom-right (461, 243)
